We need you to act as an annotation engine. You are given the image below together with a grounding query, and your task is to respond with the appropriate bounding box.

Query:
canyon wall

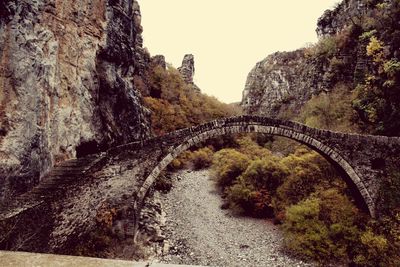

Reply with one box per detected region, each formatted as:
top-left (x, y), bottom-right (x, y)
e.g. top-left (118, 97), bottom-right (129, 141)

top-left (241, 50), bottom-right (330, 117)
top-left (241, 0), bottom-right (368, 118)
top-left (0, 0), bottom-right (151, 202)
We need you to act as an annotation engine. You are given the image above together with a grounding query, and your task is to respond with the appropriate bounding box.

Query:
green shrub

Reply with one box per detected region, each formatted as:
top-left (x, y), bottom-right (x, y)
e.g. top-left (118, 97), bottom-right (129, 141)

top-left (353, 228), bottom-right (390, 267)
top-left (168, 150), bottom-right (195, 170)
top-left (304, 36), bottom-right (337, 58)
top-left (240, 156), bottom-right (288, 193)
top-left (359, 29), bottom-right (377, 41)
top-left (212, 149), bottom-right (250, 188)
top-left (283, 189), bottom-right (359, 264)
top-left (366, 36), bottom-right (385, 63)
top-left (236, 136), bottom-right (272, 159)
top-left (299, 83), bottom-right (358, 132)
top-left (191, 147), bottom-right (214, 170)
top-left (225, 178), bottom-right (255, 214)
top-left (225, 178), bottom-right (274, 217)
top-left (283, 197), bottom-right (331, 261)
top-left (274, 148), bottom-right (342, 211)
top-left (383, 58), bottom-right (400, 77)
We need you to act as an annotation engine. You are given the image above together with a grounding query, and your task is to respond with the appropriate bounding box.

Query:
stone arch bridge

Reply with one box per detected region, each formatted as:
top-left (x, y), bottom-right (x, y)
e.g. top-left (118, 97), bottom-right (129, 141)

top-left (0, 115), bottom-right (399, 252)
top-left (109, 115), bottom-right (400, 218)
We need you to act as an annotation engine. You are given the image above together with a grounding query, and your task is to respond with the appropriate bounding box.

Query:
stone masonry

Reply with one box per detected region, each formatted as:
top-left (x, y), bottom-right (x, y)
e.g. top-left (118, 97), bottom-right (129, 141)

top-left (0, 116), bottom-right (398, 253)
top-left (109, 115), bottom-right (399, 219)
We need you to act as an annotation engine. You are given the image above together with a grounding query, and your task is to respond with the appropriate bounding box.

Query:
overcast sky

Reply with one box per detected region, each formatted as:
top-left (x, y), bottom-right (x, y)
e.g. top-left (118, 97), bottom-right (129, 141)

top-left (140, 0), bottom-right (340, 103)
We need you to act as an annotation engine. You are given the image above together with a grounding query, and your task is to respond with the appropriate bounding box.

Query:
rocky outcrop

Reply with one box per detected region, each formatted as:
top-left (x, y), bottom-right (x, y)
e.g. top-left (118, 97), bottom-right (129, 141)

top-left (178, 54), bottom-right (195, 84)
top-left (241, 50), bottom-right (330, 117)
top-left (151, 55), bottom-right (166, 70)
top-left (316, 0), bottom-right (368, 36)
top-left (178, 54), bottom-right (200, 92)
top-left (0, 0), bottom-right (151, 203)
top-left (241, 0), bottom-right (370, 118)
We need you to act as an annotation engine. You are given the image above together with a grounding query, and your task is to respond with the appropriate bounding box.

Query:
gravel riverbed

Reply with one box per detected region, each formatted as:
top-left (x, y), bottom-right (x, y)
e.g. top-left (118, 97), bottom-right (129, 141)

top-left (158, 169), bottom-right (314, 267)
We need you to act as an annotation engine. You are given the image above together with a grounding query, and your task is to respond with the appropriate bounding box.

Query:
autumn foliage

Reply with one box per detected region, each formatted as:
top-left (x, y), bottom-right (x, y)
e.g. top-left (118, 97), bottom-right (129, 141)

top-left (143, 65), bottom-right (241, 135)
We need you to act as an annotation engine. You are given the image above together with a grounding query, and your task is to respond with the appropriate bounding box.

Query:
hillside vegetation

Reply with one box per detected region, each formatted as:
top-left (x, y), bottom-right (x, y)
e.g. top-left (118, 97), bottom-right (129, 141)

top-left (142, 65), bottom-right (240, 136)
top-left (300, 0), bottom-right (400, 135)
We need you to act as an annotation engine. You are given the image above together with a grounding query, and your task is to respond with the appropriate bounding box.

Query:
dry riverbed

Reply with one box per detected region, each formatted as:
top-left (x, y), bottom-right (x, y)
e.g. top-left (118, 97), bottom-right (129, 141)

top-left (157, 169), bottom-right (314, 267)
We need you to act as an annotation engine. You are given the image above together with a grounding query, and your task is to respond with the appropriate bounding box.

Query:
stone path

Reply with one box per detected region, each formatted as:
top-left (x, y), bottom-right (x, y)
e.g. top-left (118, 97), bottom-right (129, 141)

top-left (159, 169), bottom-right (314, 267)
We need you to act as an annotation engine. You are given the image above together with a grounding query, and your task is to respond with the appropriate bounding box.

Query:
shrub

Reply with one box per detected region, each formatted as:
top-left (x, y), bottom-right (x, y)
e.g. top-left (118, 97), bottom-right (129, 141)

top-left (225, 179), bottom-right (274, 217)
top-left (251, 188), bottom-right (274, 217)
top-left (154, 173), bottom-right (173, 193)
top-left (236, 136), bottom-right (272, 159)
top-left (359, 29), bottom-right (377, 41)
top-left (168, 150), bottom-right (194, 170)
top-left (169, 158), bottom-right (183, 170)
top-left (191, 147), bottom-right (214, 170)
top-left (368, 214), bottom-right (400, 266)
top-left (212, 149), bottom-right (250, 188)
top-left (299, 83), bottom-right (358, 132)
top-left (225, 178), bottom-right (254, 214)
top-left (353, 228), bottom-right (390, 267)
top-left (383, 58), bottom-right (400, 77)
top-left (283, 189), bottom-right (359, 264)
top-left (274, 148), bottom-right (342, 211)
top-left (240, 156), bottom-right (288, 193)
top-left (304, 36), bottom-right (337, 58)
top-left (283, 197), bottom-right (331, 261)
top-left (366, 36), bottom-right (385, 63)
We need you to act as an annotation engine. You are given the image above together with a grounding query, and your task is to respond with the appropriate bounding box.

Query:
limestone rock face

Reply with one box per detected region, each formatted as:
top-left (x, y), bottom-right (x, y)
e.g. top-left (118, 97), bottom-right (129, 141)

top-left (241, 0), bottom-right (368, 117)
top-left (0, 0), bottom-right (151, 202)
top-left (241, 50), bottom-right (329, 117)
top-left (151, 55), bottom-right (166, 70)
top-left (317, 0), bottom-right (367, 36)
top-left (178, 54), bottom-right (195, 84)
top-left (178, 54), bottom-right (201, 92)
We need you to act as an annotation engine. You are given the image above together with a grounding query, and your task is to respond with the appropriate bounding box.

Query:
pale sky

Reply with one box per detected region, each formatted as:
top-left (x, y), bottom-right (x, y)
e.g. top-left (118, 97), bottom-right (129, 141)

top-left (140, 0), bottom-right (340, 103)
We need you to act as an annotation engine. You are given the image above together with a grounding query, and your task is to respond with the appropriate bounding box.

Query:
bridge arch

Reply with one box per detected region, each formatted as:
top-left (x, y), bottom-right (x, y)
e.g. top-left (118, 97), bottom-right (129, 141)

top-left (136, 117), bottom-right (375, 217)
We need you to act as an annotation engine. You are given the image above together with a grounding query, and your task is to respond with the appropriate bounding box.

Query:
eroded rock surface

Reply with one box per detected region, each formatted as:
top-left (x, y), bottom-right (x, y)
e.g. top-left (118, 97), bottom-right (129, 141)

top-left (178, 54), bottom-right (195, 85)
top-left (241, 50), bottom-right (329, 117)
top-left (0, 0), bottom-right (151, 202)
top-left (178, 54), bottom-right (200, 92)
top-left (240, 0), bottom-right (375, 119)
top-left (316, 0), bottom-right (367, 36)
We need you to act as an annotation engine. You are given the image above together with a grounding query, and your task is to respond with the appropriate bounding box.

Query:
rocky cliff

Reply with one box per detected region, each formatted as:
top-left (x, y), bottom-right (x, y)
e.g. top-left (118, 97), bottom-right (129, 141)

top-left (241, 50), bottom-right (330, 117)
top-left (316, 0), bottom-right (368, 36)
top-left (241, 0), bottom-right (369, 118)
top-left (0, 0), bottom-right (151, 203)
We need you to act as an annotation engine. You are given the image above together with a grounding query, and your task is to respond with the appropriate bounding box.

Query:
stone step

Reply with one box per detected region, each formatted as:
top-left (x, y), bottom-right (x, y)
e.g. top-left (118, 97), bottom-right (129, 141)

top-left (0, 154), bottom-right (104, 220)
top-left (55, 155), bottom-right (98, 166)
